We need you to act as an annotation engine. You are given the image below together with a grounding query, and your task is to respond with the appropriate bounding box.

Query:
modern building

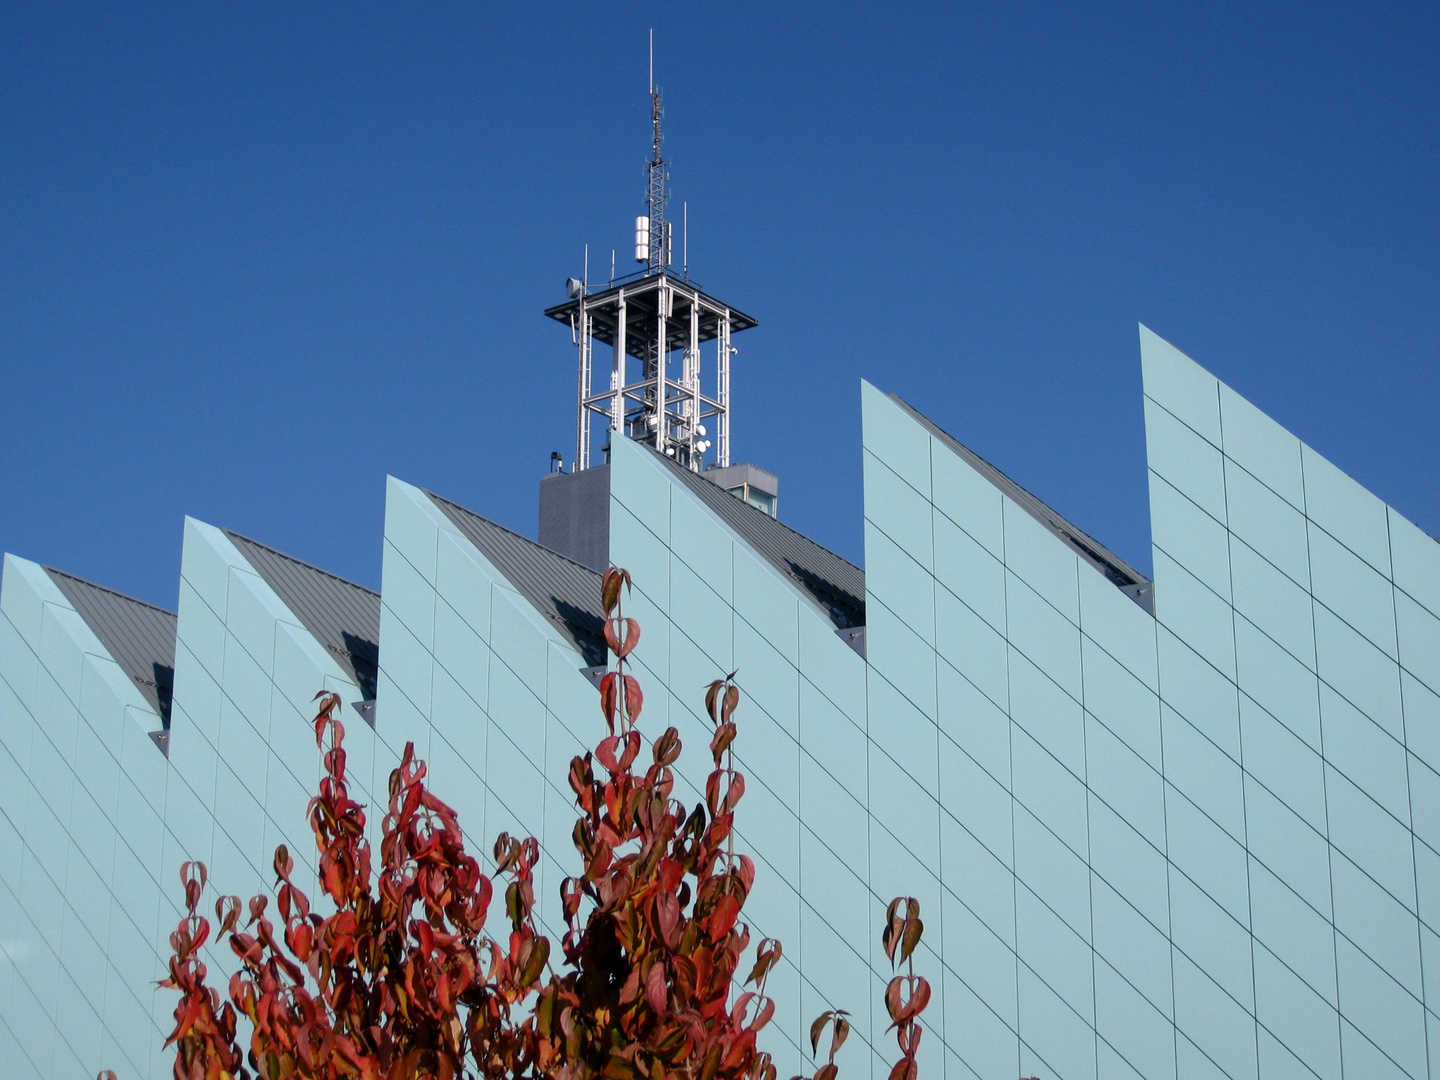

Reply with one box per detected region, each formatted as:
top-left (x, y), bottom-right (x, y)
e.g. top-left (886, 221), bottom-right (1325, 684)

top-left (3, 92), bottom-right (1439, 1080)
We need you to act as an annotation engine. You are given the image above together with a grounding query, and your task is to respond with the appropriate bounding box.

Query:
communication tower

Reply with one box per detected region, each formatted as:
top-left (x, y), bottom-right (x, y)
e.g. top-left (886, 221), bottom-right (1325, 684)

top-left (545, 45), bottom-right (757, 474)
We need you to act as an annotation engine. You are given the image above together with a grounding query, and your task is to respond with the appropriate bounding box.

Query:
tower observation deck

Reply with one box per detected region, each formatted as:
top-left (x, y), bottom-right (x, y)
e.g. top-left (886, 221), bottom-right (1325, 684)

top-left (544, 61), bottom-right (757, 474)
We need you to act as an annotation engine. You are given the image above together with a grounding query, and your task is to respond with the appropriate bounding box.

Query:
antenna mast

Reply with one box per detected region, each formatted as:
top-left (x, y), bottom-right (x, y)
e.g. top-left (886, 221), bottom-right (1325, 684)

top-left (645, 30), bottom-right (669, 276)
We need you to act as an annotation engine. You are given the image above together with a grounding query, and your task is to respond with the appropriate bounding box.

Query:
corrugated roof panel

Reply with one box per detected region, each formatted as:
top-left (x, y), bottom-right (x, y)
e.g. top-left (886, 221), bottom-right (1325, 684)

top-left (645, 446), bottom-right (867, 630)
top-left (223, 531), bottom-right (381, 698)
top-left (889, 393), bottom-right (1155, 613)
top-left (44, 567), bottom-right (177, 726)
top-left (425, 491), bottom-right (607, 666)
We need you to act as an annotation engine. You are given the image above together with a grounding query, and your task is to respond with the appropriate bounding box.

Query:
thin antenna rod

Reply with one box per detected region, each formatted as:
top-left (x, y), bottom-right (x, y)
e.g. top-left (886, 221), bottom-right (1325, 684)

top-left (683, 202), bottom-right (688, 279)
top-left (648, 29), bottom-right (653, 93)
top-left (583, 243), bottom-right (588, 289)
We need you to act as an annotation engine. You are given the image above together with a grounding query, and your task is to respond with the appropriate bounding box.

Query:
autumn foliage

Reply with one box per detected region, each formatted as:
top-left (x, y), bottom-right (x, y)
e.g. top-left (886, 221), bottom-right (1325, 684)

top-left (142, 568), bottom-right (932, 1080)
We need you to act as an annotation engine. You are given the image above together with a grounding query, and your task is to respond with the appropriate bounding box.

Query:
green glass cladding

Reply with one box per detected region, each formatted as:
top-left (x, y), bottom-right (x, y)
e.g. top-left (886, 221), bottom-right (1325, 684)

top-left (3, 325), bottom-right (1439, 1080)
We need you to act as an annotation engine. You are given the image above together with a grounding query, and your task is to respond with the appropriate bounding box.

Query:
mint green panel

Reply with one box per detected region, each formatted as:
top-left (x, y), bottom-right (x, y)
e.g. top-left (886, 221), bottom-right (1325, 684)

top-left (1017, 966), bottom-right (1097, 1080)
top-left (1171, 952), bottom-right (1258, 1080)
top-left (1169, 869), bottom-right (1253, 1009)
top-left (1321, 684), bottom-right (1409, 824)
top-left (936, 656), bottom-right (1010, 790)
top-left (1090, 785), bottom-right (1167, 931)
top-left (1310, 523), bottom-right (1398, 659)
top-left (1413, 664), bottom-right (1440, 792)
top-left (1218, 382), bottom-right (1305, 512)
top-left (1094, 964), bottom-right (1176, 1080)
top-left (668, 557), bottom-right (732, 670)
top-left (1085, 717), bottom-right (1166, 854)
top-left (939, 911), bottom-right (1020, 1074)
top-left (1389, 506), bottom-right (1440, 619)
top-left (867, 602), bottom-right (935, 726)
top-left (1339, 1018), bottom-right (1411, 1080)
top-left (1230, 538), bottom-right (1316, 665)
top-left (1011, 725), bottom-right (1086, 859)
top-left (938, 731), bottom-right (1011, 867)
top-left (1008, 651), bottom-right (1084, 777)
top-left (1243, 776), bottom-right (1331, 916)
top-left (1003, 500), bottom-right (1080, 624)
top-left (863, 452), bottom-right (933, 574)
top-left (1331, 853), bottom-right (1421, 997)
top-left (1140, 326), bottom-right (1222, 447)
top-left (934, 589), bottom-right (1008, 712)
top-left (1335, 939), bottom-right (1426, 1079)
top-left (1154, 551), bottom-right (1235, 680)
top-left (731, 549), bottom-right (800, 667)
top-left (669, 485), bottom-right (734, 604)
top-left (1080, 638), bottom-right (1162, 770)
top-left (1091, 858), bottom-right (1171, 1012)
top-left (1410, 756), bottom-right (1440, 856)
top-left (1414, 839), bottom-right (1440, 934)
top-left (1162, 706), bottom-right (1243, 842)
top-left (1146, 402), bottom-right (1227, 524)
top-left (1157, 627), bottom-right (1240, 758)
top-left (941, 804), bottom-right (1015, 947)
top-left (1149, 475), bottom-right (1230, 600)
top-left (1165, 788), bottom-right (1249, 926)
top-left (1235, 617), bottom-right (1320, 750)
top-left (1013, 802), bottom-right (1090, 937)
top-left (861, 379), bottom-right (932, 495)
top-left (1016, 884), bottom-right (1094, 1023)
top-left (1314, 606), bottom-right (1403, 739)
top-left (930, 438), bottom-right (1004, 560)
top-left (799, 679), bottom-right (867, 816)
top-left (1006, 572), bottom-right (1081, 700)
top-left (932, 514), bottom-right (1004, 636)
top-left (1395, 590), bottom-right (1440, 694)
top-left (867, 735), bottom-right (939, 872)
top-left (866, 521), bottom-right (934, 638)
top-left (1325, 767), bottom-right (1415, 910)
top-left (1079, 565), bottom-right (1157, 692)
top-left (1252, 945), bottom-right (1341, 1080)
top-left (1239, 696), bottom-right (1326, 832)
top-left (1301, 445), bottom-right (1392, 578)
top-left (1224, 459), bottom-right (1310, 588)
top-left (1249, 859), bottom-right (1336, 1006)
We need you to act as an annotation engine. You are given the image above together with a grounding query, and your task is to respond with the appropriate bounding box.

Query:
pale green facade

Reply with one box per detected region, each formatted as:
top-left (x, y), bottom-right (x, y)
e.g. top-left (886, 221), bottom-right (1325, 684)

top-left (2, 329), bottom-right (1438, 1079)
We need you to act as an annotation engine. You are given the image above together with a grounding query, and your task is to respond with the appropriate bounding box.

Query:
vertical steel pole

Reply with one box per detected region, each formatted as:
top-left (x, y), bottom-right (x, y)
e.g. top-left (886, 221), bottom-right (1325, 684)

top-left (688, 291), bottom-right (700, 469)
top-left (655, 284), bottom-right (667, 455)
top-left (717, 311), bottom-right (731, 468)
top-left (612, 294), bottom-right (627, 437)
top-left (575, 301), bottom-right (589, 471)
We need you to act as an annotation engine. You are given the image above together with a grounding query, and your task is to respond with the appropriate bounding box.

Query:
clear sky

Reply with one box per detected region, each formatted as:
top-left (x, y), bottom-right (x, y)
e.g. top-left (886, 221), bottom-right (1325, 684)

top-left (3, 3), bottom-right (1437, 607)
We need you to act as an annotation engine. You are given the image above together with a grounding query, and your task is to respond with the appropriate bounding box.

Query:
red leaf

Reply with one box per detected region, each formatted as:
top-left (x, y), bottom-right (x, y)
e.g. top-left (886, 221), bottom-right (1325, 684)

top-left (645, 960), bottom-right (669, 1014)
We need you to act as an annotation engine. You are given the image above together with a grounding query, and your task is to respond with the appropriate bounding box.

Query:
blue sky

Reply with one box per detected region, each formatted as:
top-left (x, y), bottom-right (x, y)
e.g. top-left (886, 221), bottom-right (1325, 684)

top-left (2, 2), bottom-right (1437, 606)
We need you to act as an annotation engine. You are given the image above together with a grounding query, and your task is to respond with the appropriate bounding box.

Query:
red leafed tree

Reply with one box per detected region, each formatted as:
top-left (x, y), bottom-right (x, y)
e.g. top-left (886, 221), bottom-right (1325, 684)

top-left (141, 568), bottom-right (931, 1080)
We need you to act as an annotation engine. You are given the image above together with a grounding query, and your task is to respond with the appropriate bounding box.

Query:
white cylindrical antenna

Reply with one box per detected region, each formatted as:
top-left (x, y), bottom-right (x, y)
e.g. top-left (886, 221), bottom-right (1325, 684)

top-left (583, 243), bottom-right (588, 289)
top-left (648, 29), bottom-right (653, 93)
top-left (683, 202), bottom-right (688, 277)
top-left (635, 216), bottom-right (650, 262)
top-left (610, 249), bottom-right (616, 284)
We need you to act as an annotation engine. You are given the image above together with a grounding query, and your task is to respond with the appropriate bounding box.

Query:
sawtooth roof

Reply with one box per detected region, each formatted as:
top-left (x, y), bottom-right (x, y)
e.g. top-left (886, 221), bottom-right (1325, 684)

top-left (645, 445), bottom-right (867, 630)
top-left (223, 530), bottom-right (381, 698)
top-left (889, 393), bottom-right (1155, 613)
top-left (426, 491), bottom-right (607, 667)
top-left (45, 567), bottom-right (177, 727)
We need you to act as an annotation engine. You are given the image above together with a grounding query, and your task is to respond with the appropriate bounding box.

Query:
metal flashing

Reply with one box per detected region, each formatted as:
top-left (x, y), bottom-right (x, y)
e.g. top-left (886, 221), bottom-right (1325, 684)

top-left (643, 444), bottom-right (867, 630)
top-left (44, 566), bottom-right (178, 727)
top-left (222, 531), bottom-right (381, 698)
top-left (888, 393), bottom-right (1155, 614)
top-left (425, 491), bottom-right (608, 667)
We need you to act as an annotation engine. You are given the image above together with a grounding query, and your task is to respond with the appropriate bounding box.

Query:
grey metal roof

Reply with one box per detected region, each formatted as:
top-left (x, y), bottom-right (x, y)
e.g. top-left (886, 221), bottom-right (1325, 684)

top-left (45, 567), bottom-right (177, 727)
top-left (645, 446), bottom-right (867, 630)
top-left (223, 531), bottom-right (381, 698)
top-left (889, 394), bottom-right (1155, 614)
top-left (425, 491), bottom-right (607, 666)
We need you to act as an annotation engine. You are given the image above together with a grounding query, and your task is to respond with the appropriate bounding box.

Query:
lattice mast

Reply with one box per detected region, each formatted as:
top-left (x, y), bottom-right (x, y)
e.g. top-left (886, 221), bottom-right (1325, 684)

top-left (545, 38), bottom-right (757, 473)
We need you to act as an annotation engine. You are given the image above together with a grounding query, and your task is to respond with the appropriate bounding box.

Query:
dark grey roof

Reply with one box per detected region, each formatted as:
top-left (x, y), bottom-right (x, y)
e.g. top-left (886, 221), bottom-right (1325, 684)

top-left (645, 446), bottom-right (867, 630)
top-left (223, 531), bottom-right (381, 698)
top-left (45, 567), bottom-right (177, 727)
top-left (425, 491), bottom-right (607, 666)
top-left (889, 394), bottom-right (1155, 614)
